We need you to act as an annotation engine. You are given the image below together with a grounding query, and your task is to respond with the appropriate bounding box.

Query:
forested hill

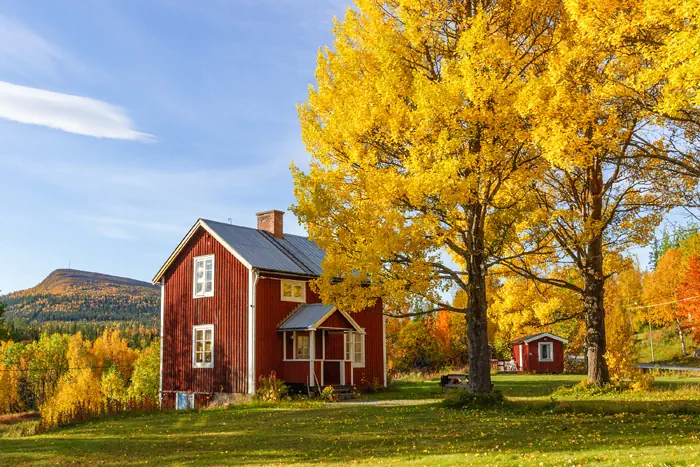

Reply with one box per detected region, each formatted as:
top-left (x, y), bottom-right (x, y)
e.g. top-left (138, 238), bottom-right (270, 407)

top-left (2, 269), bottom-right (159, 325)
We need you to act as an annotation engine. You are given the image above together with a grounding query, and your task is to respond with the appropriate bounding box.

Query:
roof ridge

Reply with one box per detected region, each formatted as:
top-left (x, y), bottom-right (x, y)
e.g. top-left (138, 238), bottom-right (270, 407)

top-left (201, 218), bottom-right (312, 241)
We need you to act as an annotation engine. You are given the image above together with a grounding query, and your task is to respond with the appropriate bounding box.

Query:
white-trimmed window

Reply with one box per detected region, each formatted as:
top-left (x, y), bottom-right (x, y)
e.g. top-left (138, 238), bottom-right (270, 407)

top-left (193, 324), bottom-right (214, 368)
top-left (538, 342), bottom-right (553, 362)
top-left (295, 333), bottom-right (310, 359)
top-left (281, 280), bottom-right (306, 303)
top-left (345, 331), bottom-right (365, 368)
top-left (193, 255), bottom-right (214, 298)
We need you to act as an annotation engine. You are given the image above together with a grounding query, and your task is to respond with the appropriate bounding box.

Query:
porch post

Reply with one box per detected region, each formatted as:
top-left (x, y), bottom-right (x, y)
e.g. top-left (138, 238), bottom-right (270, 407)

top-left (283, 331), bottom-right (286, 360)
top-left (309, 331), bottom-right (316, 387)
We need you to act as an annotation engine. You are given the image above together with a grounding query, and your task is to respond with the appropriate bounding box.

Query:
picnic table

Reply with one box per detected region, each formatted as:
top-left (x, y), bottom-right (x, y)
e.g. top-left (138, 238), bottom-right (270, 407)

top-left (439, 373), bottom-right (469, 392)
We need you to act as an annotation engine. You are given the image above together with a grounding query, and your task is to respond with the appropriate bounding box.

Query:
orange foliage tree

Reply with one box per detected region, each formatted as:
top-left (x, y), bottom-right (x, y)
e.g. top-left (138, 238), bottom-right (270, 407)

top-left (680, 255), bottom-right (700, 342)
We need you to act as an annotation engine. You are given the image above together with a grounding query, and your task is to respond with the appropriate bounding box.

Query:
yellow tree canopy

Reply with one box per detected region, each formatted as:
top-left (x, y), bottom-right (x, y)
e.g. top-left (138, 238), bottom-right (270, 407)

top-left (293, 0), bottom-right (560, 313)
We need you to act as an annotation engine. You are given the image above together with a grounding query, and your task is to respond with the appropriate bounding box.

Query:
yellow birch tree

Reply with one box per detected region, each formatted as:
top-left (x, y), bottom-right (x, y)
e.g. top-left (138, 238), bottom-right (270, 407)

top-left (293, 0), bottom-right (561, 392)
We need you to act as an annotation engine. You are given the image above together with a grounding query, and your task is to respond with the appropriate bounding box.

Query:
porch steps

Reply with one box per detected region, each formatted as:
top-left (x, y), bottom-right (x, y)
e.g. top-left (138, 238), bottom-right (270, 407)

top-left (309, 384), bottom-right (354, 400)
top-left (332, 385), bottom-right (353, 401)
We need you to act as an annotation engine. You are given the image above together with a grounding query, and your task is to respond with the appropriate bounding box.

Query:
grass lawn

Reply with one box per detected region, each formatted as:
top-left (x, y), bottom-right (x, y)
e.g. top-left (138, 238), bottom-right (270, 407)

top-left (2, 374), bottom-right (700, 466)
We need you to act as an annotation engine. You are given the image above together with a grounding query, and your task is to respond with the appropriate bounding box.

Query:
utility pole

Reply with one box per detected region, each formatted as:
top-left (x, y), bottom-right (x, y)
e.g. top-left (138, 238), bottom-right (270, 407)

top-left (648, 319), bottom-right (655, 363)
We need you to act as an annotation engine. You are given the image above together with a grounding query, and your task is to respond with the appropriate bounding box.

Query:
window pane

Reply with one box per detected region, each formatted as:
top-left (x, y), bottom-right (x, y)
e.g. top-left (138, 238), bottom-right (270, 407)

top-left (204, 351), bottom-right (212, 363)
top-left (195, 283), bottom-right (203, 294)
top-left (195, 351), bottom-right (202, 363)
top-left (205, 270), bottom-right (213, 281)
top-left (293, 285), bottom-right (302, 298)
top-left (205, 329), bottom-right (212, 341)
top-left (283, 284), bottom-right (292, 297)
top-left (205, 282), bottom-right (213, 293)
top-left (196, 330), bottom-right (203, 340)
top-left (205, 259), bottom-right (213, 270)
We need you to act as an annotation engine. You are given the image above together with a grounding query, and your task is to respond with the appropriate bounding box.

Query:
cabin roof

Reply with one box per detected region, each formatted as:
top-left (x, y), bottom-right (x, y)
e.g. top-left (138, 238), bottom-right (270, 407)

top-left (510, 332), bottom-right (568, 345)
top-left (277, 303), bottom-right (363, 333)
top-left (153, 218), bottom-right (324, 283)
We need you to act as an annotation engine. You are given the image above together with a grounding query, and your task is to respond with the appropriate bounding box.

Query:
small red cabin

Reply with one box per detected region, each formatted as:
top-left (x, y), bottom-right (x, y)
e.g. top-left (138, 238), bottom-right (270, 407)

top-left (510, 332), bottom-right (567, 373)
top-left (153, 210), bottom-right (387, 409)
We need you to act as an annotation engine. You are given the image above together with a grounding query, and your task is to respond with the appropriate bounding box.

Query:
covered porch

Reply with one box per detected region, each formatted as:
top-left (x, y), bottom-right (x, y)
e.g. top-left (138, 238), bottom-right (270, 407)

top-left (278, 303), bottom-right (364, 388)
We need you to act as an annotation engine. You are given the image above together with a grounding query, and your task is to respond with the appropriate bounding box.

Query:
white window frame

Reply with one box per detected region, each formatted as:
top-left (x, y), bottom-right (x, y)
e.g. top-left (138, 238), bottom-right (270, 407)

top-left (193, 255), bottom-right (215, 298)
top-left (538, 342), bottom-right (554, 362)
top-left (192, 324), bottom-right (214, 368)
top-left (294, 332), bottom-right (310, 360)
top-left (345, 331), bottom-right (365, 368)
top-left (280, 279), bottom-right (306, 303)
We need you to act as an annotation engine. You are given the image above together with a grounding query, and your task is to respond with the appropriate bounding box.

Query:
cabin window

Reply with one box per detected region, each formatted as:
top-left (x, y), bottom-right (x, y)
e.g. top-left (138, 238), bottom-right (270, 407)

top-left (538, 342), bottom-right (553, 362)
top-left (345, 331), bottom-right (365, 368)
top-left (295, 333), bottom-right (310, 359)
top-left (193, 255), bottom-right (214, 298)
top-left (281, 280), bottom-right (305, 303)
top-left (193, 324), bottom-right (214, 368)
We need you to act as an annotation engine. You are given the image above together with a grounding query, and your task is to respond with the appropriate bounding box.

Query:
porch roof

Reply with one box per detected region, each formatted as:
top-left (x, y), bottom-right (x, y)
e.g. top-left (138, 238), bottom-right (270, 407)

top-left (278, 303), bottom-right (363, 333)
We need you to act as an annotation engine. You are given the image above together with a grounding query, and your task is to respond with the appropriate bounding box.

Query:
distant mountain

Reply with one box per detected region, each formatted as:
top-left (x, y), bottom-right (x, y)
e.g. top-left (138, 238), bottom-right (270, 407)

top-left (2, 269), bottom-right (159, 325)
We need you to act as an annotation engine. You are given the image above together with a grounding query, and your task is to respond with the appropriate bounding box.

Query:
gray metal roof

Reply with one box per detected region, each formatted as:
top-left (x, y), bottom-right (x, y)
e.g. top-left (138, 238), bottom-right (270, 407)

top-left (201, 219), bottom-right (323, 276)
top-left (278, 304), bottom-right (335, 331)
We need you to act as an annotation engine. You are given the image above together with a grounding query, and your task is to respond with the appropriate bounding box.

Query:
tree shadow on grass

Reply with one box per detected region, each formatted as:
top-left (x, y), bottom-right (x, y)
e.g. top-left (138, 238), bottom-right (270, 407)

top-left (1, 401), bottom-right (699, 466)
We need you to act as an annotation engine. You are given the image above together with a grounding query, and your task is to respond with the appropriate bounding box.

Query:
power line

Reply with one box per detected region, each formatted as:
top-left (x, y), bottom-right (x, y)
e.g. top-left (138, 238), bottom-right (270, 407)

top-left (627, 294), bottom-right (700, 310)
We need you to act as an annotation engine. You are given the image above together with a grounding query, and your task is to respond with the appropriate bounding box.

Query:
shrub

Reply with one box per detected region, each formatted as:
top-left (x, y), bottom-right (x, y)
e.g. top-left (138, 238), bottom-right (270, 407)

top-left (443, 389), bottom-right (505, 408)
top-left (320, 386), bottom-right (337, 402)
top-left (127, 341), bottom-right (160, 403)
top-left (254, 372), bottom-right (287, 403)
top-left (100, 367), bottom-right (128, 403)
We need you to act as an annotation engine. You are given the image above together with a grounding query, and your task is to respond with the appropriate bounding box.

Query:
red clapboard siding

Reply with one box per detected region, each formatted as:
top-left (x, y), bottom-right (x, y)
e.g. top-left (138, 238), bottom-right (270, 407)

top-left (324, 332), bottom-right (344, 360)
top-left (350, 299), bottom-right (385, 387)
top-left (255, 277), bottom-right (320, 381)
top-left (320, 312), bottom-right (353, 329)
top-left (161, 228), bottom-right (249, 404)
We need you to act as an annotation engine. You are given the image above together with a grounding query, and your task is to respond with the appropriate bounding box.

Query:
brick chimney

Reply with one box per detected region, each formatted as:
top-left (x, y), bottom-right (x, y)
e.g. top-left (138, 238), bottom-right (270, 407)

top-left (256, 210), bottom-right (284, 238)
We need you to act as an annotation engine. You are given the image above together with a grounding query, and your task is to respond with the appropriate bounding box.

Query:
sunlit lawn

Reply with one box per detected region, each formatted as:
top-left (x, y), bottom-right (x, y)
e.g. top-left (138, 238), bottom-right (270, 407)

top-left (1, 374), bottom-right (700, 466)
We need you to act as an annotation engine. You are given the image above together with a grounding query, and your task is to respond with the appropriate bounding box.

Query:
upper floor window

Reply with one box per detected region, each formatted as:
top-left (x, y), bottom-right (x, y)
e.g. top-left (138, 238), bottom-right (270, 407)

top-left (281, 280), bottom-right (305, 303)
top-left (193, 255), bottom-right (214, 298)
top-left (193, 324), bottom-right (214, 368)
top-left (345, 331), bottom-right (365, 368)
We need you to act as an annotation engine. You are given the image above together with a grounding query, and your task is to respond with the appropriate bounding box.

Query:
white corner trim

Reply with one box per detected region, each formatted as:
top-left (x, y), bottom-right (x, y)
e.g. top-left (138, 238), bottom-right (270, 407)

top-left (247, 269), bottom-right (259, 395)
top-left (523, 332), bottom-right (568, 344)
top-left (382, 312), bottom-right (387, 387)
top-left (159, 280), bottom-right (165, 407)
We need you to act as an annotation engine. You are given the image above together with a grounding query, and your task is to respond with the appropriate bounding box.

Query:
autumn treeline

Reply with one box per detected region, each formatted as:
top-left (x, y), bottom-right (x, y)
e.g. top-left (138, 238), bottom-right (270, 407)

top-left (0, 330), bottom-right (160, 429)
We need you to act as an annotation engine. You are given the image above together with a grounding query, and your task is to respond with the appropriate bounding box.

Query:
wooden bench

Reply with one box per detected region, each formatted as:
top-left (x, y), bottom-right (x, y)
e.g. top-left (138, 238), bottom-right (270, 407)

top-left (439, 373), bottom-right (469, 392)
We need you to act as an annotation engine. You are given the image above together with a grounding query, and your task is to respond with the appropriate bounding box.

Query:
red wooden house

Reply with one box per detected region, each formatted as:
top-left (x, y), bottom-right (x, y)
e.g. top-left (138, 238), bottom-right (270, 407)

top-left (510, 332), bottom-right (567, 373)
top-left (152, 210), bottom-right (386, 408)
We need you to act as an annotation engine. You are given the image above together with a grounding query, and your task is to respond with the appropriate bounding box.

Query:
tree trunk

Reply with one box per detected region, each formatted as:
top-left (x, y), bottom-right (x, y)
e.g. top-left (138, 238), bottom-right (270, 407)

top-left (675, 318), bottom-right (687, 356)
top-left (584, 160), bottom-right (610, 386)
top-left (584, 272), bottom-right (609, 385)
top-left (465, 207), bottom-right (492, 393)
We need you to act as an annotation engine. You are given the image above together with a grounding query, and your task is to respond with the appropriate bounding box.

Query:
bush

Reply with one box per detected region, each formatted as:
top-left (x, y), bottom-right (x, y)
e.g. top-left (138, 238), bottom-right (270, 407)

top-left (320, 386), bottom-right (337, 402)
top-left (443, 389), bottom-right (505, 408)
top-left (254, 372), bottom-right (287, 403)
top-left (127, 341), bottom-right (160, 403)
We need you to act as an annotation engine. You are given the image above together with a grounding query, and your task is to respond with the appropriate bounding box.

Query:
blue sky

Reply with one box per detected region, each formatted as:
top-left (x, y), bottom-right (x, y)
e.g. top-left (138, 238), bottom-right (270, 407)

top-left (0, 0), bottom-right (350, 292)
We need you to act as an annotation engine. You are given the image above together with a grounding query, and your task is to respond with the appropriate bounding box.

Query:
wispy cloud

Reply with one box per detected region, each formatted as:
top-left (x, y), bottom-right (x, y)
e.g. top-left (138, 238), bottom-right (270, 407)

top-left (0, 15), bottom-right (64, 76)
top-left (0, 81), bottom-right (152, 140)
